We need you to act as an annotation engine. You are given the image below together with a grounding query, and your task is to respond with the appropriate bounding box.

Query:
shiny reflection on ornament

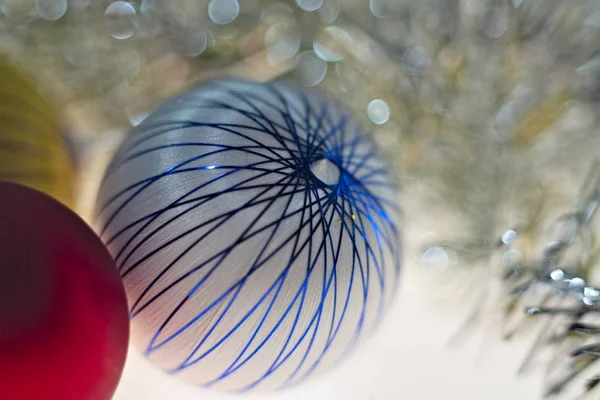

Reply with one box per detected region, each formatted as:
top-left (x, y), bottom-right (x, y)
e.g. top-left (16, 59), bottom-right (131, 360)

top-left (483, 7), bottom-right (507, 39)
top-left (583, 296), bottom-right (596, 306)
top-left (296, 0), bottom-right (323, 12)
top-left (105, 1), bottom-right (136, 40)
top-left (569, 277), bottom-right (586, 288)
top-left (266, 24), bottom-right (300, 62)
top-left (501, 229), bottom-right (517, 245)
top-left (127, 111), bottom-right (150, 127)
top-left (313, 26), bottom-right (351, 62)
top-left (526, 307), bottom-right (540, 316)
top-left (367, 99), bottom-right (390, 125)
top-left (583, 286), bottom-right (600, 305)
top-left (584, 286), bottom-right (600, 298)
top-left (421, 246), bottom-right (449, 270)
top-left (549, 269), bottom-right (565, 281)
top-left (318, 0), bottom-right (339, 23)
top-left (37, 0), bottom-right (67, 20)
top-left (208, 0), bottom-right (239, 25)
top-left (295, 51), bottom-right (327, 87)
top-left (402, 46), bottom-right (430, 75)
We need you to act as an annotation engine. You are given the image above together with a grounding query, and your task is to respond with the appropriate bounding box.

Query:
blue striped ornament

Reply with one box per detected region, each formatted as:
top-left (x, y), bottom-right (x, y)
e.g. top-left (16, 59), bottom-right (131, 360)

top-left (96, 79), bottom-right (402, 393)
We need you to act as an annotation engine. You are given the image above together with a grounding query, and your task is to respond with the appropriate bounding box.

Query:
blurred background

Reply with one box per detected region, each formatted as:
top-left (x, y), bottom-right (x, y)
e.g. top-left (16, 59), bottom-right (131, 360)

top-left (3, 0), bottom-right (600, 398)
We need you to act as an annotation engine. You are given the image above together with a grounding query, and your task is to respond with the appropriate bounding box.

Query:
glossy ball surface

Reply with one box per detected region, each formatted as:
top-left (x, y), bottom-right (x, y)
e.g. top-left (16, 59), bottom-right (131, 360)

top-left (0, 62), bottom-right (74, 207)
top-left (0, 182), bottom-right (129, 400)
top-left (96, 79), bottom-right (401, 392)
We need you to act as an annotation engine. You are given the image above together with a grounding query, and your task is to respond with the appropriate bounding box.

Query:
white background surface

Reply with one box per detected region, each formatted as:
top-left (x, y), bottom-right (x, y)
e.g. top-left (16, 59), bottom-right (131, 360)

top-left (112, 265), bottom-right (542, 400)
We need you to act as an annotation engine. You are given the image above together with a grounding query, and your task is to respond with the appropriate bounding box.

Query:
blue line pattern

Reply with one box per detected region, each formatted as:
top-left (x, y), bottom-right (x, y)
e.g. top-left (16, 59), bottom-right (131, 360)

top-left (96, 80), bottom-right (401, 393)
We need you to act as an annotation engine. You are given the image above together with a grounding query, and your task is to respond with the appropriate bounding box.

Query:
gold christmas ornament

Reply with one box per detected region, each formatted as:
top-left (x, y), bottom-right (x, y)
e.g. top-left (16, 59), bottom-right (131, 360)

top-left (0, 61), bottom-right (74, 207)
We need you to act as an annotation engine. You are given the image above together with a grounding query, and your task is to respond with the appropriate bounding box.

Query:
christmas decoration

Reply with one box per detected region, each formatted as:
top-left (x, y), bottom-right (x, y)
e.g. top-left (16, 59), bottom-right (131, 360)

top-left (0, 182), bottom-right (129, 400)
top-left (95, 79), bottom-right (401, 392)
top-left (1, 0), bottom-right (600, 397)
top-left (0, 61), bottom-right (74, 207)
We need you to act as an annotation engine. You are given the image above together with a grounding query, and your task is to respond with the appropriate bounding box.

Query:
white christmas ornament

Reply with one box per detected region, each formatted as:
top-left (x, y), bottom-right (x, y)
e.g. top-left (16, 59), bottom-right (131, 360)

top-left (96, 79), bottom-right (401, 393)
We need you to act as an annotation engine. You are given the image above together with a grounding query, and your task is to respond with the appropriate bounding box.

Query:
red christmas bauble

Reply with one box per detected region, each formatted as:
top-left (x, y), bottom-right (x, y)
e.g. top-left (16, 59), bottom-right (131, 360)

top-left (0, 182), bottom-right (130, 400)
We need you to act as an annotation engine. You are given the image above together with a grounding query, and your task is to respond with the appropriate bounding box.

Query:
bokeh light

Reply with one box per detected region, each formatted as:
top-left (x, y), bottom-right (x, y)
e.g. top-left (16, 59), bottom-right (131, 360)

top-left (105, 1), bottom-right (136, 40)
top-left (208, 0), bottom-right (239, 25)
top-left (367, 99), bottom-right (390, 125)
